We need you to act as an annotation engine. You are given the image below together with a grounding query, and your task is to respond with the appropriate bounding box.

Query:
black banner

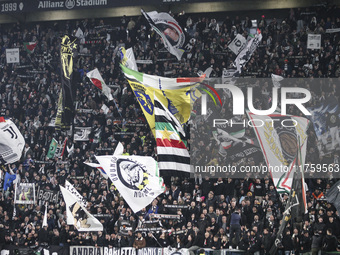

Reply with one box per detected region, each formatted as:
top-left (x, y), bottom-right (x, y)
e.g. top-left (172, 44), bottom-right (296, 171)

top-left (55, 35), bottom-right (78, 131)
top-left (37, 187), bottom-right (60, 203)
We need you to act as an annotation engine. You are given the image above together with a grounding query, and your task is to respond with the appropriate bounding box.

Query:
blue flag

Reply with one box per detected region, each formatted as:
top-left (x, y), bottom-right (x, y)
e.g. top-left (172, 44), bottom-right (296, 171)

top-left (3, 172), bottom-right (16, 191)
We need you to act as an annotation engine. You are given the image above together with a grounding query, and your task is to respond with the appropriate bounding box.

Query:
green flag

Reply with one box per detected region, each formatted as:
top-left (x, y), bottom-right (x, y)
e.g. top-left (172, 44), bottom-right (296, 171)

top-left (47, 138), bottom-right (57, 159)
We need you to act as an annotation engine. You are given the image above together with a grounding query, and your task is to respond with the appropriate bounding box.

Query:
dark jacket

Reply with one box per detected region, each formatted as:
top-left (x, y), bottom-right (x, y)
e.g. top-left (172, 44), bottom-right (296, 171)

top-left (282, 234), bottom-right (294, 251)
top-left (322, 234), bottom-right (337, 252)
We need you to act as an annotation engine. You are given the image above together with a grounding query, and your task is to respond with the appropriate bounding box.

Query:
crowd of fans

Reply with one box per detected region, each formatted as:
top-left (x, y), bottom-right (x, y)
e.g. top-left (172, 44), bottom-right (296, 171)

top-left (0, 3), bottom-right (340, 255)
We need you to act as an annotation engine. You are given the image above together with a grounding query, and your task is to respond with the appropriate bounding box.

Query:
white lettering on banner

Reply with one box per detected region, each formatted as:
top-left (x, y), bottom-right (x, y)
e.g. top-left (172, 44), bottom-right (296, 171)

top-left (73, 248), bottom-right (192, 255)
top-left (37, 189), bottom-right (59, 203)
top-left (103, 248), bottom-right (136, 255)
top-left (70, 247), bottom-right (102, 255)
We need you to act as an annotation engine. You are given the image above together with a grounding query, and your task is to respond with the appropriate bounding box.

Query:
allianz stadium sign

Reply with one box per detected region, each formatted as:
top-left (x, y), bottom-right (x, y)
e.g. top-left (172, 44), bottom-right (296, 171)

top-left (38, 0), bottom-right (107, 9)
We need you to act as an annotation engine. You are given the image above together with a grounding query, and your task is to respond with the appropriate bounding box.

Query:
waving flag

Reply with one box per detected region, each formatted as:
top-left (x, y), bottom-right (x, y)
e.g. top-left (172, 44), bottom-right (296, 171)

top-left (86, 68), bottom-right (113, 101)
top-left (23, 42), bottom-right (37, 54)
top-left (121, 65), bottom-right (203, 136)
top-left (60, 185), bottom-right (103, 231)
top-left (120, 47), bottom-right (138, 71)
top-left (3, 172), bottom-right (16, 191)
top-left (42, 204), bottom-right (48, 228)
top-left (96, 155), bottom-right (165, 213)
top-left (234, 29), bottom-right (262, 73)
top-left (154, 95), bottom-right (190, 173)
top-left (142, 9), bottom-right (185, 60)
top-left (271, 74), bottom-right (284, 88)
top-left (247, 112), bottom-right (309, 193)
top-left (228, 34), bottom-right (247, 55)
top-left (47, 138), bottom-right (57, 159)
top-left (0, 117), bottom-right (25, 165)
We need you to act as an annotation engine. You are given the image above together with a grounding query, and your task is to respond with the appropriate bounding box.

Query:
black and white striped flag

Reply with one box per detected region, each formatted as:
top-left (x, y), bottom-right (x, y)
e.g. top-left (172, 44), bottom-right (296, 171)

top-left (154, 96), bottom-right (191, 173)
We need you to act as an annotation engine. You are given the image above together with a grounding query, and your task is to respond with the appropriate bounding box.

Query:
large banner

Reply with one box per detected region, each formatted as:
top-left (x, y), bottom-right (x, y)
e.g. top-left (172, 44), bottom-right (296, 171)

top-left (6, 48), bottom-right (19, 63)
top-left (69, 247), bottom-right (244, 255)
top-left (14, 183), bottom-right (35, 204)
top-left (70, 247), bottom-right (191, 255)
top-left (36, 187), bottom-right (60, 203)
top-left (55, 35), bottom-right (78, 130)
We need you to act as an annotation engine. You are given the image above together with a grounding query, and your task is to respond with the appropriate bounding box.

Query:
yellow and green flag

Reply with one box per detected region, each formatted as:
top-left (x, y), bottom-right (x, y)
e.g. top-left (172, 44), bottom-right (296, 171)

top-left (121, 64), bottom-right (203, 136)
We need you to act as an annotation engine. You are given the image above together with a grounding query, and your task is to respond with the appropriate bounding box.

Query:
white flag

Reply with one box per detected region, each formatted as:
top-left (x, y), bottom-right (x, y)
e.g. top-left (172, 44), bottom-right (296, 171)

top-left (60, 185), bottom-right (103, 231)
top-left (65, 180), bottom-right (88, 225)
top-left (228, 34), bottom-right (247, 55)
top-left (75, 28), bottom-right (85, 44)
top-left (42, 204), bottom-right (48, 228)
top-left (75, 28), bottom-right (84, 39)
top-left (86, 68), bottom-right (113, 101)
top-left (96, 155), bottom-right (165, 213)
top-left (101, 104), bottom-right (109, 115)
top-left (0, 118), bottom-right (25, 165)
top-left (114, 142), bottom-right (124, 156)
top-left (271, 74), bottom-right (284, 88)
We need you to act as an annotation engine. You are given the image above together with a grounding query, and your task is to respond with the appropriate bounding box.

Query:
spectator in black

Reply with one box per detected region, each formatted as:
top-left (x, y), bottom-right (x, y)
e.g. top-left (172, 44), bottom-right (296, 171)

top-left (282, 229), bottom-right (294, 255)
top-left (114, 233), bottom-right (127, 248)
top-left (38, 224), bottom-right (49, 245)
top-left (299, 231), bottom-right (312, 255)
top-left (322, 228), bottom-right (337, 253)
top-left (203, 232), bottom-right (212, 249)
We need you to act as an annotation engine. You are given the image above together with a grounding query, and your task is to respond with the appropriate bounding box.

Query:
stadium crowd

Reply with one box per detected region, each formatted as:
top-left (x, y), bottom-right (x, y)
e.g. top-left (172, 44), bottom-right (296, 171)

top-left (0, 3), bottom-right (340, 255)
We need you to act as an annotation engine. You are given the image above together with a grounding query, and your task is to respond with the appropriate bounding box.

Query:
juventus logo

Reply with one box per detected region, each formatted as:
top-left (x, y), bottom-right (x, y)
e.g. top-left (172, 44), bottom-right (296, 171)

top-left (4, 126), bottom-right (18, 139)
